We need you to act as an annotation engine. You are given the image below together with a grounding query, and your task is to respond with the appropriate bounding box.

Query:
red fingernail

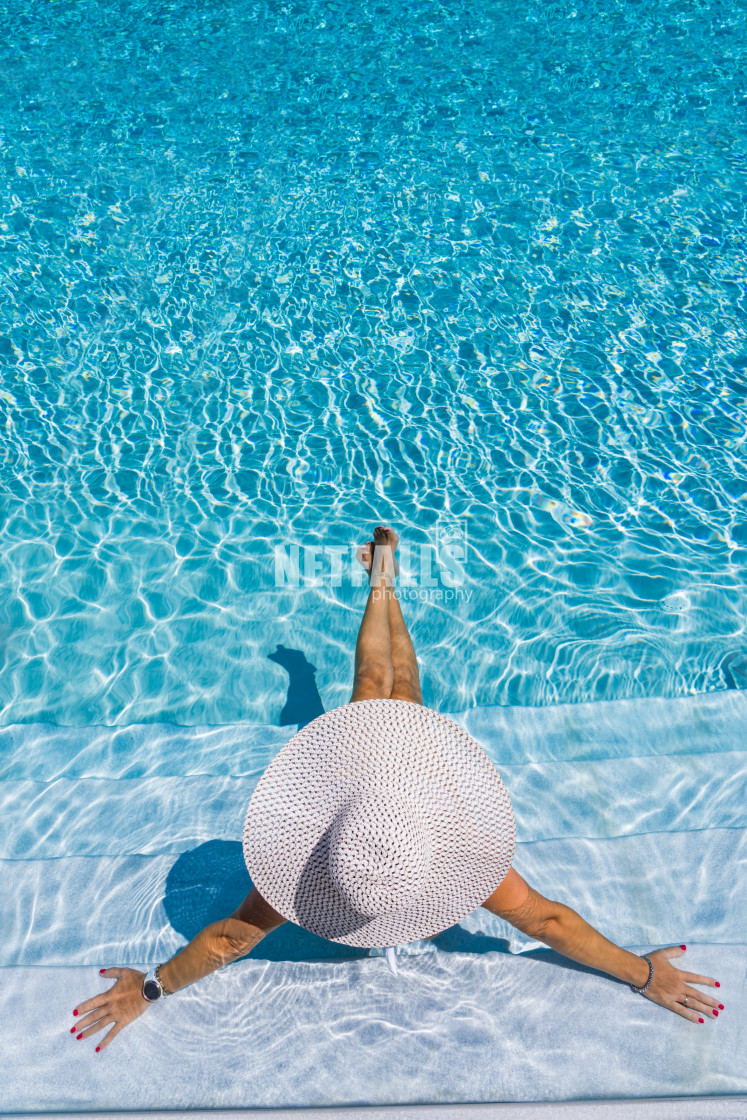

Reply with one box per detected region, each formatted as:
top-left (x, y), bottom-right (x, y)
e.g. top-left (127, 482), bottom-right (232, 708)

top-left (715, 981), bottom-right (720, 987)
top-left (680, 945), bottom-right (686, 951)
top-left (73, 1009), bottom-right (78, 1016)
top-left (718, 1004), bottom-right (724, 1010)
top-left (712, 1010), bottom-right (718, 1016)
top-left (77, 1033), bottom-right (83, 1039)
top-left (96, 1046), bottom-right (100, 1053)
top-left (99, 968), bottom-right (106, 974)
top-left (70, 1027), bottom-right (76, 1033)
top-left (698, 1017), bottom-right (704, 1023)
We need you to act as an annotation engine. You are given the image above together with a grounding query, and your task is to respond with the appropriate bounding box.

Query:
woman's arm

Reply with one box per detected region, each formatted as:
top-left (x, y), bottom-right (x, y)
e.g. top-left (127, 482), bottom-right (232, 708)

top-left (158, 887), bottom-right (287, 993)
top-left (72, 888), bottom-right (287, 1051)
top-left (483, 869), bottom-right (723, 1023)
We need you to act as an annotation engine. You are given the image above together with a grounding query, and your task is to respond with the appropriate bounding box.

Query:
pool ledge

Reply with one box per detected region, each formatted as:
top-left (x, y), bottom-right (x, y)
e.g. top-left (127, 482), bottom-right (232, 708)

top-left (7, 1097), bottom-right (747, 1120)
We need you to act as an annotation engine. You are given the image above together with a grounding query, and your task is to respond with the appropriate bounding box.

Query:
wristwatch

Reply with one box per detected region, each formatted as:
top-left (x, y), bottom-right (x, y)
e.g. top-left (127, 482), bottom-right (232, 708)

top-left (141, 965), bottom-right (173, 1002)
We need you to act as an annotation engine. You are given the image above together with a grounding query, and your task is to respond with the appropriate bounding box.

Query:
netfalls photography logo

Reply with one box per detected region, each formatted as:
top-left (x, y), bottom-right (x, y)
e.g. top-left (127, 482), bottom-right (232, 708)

top-left (273, 520), bottom-right (471, 602)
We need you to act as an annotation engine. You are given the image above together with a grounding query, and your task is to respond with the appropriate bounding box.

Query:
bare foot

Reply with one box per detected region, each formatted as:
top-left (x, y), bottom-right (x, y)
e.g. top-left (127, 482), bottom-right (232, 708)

top-left (357, 525), bottom-right (400, 587)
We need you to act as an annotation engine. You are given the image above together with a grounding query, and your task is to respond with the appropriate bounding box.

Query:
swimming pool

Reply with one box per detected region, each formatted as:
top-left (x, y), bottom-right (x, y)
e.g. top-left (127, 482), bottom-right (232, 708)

top-left (0, 0), bottom-right (745, 1111)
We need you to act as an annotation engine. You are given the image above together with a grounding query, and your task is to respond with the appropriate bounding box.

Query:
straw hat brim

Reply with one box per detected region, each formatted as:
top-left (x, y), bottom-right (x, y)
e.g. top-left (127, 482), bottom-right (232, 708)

top-left (242, 698), bottom-right (516, 948)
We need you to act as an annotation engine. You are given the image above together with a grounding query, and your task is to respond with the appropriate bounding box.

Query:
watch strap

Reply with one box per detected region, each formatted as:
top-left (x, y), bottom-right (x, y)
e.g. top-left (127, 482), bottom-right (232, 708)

top-left (155, 964), bottom-right (173, 996)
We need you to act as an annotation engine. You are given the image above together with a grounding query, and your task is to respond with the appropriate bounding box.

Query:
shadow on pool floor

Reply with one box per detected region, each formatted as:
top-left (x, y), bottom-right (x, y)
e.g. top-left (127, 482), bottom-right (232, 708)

top-left (163, 838), bottom-right (615, 982)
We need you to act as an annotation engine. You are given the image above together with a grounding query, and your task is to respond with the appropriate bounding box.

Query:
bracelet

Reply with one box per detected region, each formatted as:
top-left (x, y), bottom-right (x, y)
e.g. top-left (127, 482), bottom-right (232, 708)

top-left (630, 954), bottom-right (654, 994)
top-left (155, 964), bottom-right (174, 997)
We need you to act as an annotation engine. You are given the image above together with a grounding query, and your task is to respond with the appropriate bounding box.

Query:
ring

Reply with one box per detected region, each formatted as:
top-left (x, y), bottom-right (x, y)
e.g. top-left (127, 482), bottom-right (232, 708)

top-left (684, 995), bottom-right (689, 1006)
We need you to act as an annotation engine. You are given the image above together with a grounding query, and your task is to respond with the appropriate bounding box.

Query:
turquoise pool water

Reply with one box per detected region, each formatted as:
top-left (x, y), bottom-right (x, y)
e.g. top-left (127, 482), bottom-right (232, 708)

top-left (1, 0), bottom-right (746, 1110)
top-left (1, 0), bottom-right (745, 725)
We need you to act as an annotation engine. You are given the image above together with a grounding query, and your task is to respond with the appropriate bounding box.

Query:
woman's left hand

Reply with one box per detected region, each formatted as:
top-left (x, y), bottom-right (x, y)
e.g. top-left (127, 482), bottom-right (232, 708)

top-left (642, 946), bottom-right (723, 1023)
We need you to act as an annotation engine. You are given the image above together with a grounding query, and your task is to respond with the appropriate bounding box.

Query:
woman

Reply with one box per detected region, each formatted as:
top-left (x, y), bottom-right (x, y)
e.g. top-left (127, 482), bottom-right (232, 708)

top-left (71, 527), bottom-right (723, 1051)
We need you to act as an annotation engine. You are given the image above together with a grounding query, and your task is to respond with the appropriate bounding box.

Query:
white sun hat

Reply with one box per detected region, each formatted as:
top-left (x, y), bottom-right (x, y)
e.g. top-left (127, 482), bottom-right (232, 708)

top-left (242, 698), bottom-right (516, 951)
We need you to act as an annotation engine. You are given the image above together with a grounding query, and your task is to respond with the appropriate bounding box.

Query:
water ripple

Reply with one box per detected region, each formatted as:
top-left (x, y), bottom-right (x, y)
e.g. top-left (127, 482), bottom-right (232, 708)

top-left (0, 0), bottom-right (745, 722)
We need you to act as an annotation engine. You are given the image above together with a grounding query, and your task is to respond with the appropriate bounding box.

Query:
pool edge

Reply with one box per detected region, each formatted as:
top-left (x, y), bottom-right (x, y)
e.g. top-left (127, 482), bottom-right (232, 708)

top-left (3, 1097), bottom-right (747, 1120)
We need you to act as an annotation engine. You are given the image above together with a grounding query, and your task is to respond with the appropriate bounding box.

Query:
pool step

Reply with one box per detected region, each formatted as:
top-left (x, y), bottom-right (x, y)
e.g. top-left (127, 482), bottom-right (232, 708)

top-left (2, 688), bottom-right (745, 781)
top-left (3, 826), bottom-right (744, 966)
top-left (0, 721), bottom-right (293, 781)
top-left (456, 687), bottom-right (747, 766)
top-left (2, 747), bottom-right (745, 861)
top-left (2, 946), bottom-right (744, 1111)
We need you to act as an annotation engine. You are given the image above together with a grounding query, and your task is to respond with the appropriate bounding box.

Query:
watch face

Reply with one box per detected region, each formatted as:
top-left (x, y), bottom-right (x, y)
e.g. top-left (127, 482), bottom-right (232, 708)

top-left (143, 979), bottom-right (161, 1001)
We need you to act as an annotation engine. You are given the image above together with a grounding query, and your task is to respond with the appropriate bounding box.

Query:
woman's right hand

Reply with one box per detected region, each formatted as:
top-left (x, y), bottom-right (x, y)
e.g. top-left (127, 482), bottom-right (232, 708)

top-left (71, 967), bottom-right (150, 1051)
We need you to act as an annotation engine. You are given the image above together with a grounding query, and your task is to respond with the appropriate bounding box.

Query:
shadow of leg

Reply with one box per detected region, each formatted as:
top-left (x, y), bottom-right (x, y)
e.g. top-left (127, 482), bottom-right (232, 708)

top-left (268, 644), bottom-right (325, 728)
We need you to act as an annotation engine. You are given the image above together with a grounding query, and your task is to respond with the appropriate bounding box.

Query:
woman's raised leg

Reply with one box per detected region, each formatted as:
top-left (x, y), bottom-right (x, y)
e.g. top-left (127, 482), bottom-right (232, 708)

top-left (355, 527), bottom-right (422, 705)
top-left (388, 588), bottom-right (423, 704)
top-left (379, 528), bottom-right (423, 705)
top-left (350, 534), bottom-right (395, 702)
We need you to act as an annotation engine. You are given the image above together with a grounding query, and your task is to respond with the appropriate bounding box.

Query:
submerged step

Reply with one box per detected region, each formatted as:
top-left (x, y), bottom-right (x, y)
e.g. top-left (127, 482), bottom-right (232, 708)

top-left (3, 827), bottom-right (744, 966)
top-left (454, 688), bottom-right (747, 766)
top-left (1, 946), bottom-right (743, 1112)
top-left (2, 748), bottom-right (745, 860)
top-left (0, 721), bottom-right (294, 781)
top-left (1, 689), bottom-right (745, 782)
